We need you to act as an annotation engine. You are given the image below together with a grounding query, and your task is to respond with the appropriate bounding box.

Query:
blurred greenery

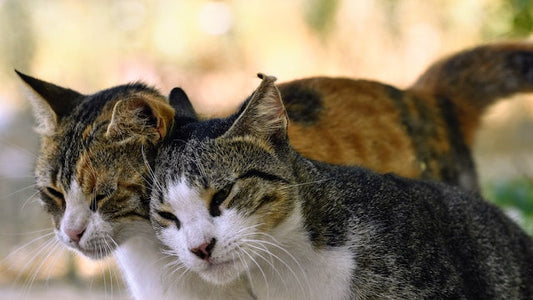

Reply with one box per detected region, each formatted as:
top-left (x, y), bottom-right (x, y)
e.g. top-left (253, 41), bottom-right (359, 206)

top-left (483, 0), bottom-right (533, 38)
top-left (304, 0), bottom-right (339, 37)
top-left (484, 179), bottom-right (533, 235)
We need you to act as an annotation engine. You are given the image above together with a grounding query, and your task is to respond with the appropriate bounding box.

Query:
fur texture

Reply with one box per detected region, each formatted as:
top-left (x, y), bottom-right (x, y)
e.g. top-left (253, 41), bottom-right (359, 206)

top-left (151, 74), bottom-right (533, 299)
top-left (18, 41), bottom-right (533, 298)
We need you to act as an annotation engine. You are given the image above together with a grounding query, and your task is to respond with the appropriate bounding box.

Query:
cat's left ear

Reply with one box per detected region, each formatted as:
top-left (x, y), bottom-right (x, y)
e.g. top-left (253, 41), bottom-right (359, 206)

top-left (15, 70), bottom-right (83, 135)
top-left (105, 96), bottom-right (175, 144)
top-left (169, 87), bottom-right (197, 121)
top-left (224, 73), bottom-right (288, 143)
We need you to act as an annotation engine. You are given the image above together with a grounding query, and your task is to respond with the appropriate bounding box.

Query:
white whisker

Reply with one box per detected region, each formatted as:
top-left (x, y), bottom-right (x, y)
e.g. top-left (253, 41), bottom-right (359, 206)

top-left (2, 231), bottom-right (56, 265)
top-left (240, 246), bottom-right (270, 299)
top-left (0, 183), bottom-right (38, 201)
top-left (243, 238), bottom-right (310, 298)
top-left (21, 190), bottom-right (41, 212)
top-left (21, 239), bottom-right (61, 297)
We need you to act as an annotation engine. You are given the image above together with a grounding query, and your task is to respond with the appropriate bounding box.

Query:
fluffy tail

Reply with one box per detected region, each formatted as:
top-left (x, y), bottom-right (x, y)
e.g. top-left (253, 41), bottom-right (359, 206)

top-left (409, 42), bottom-right (533, 144)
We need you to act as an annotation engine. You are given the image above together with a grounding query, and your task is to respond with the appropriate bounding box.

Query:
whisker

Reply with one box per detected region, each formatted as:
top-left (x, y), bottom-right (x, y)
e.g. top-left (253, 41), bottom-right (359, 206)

top-left (243, 238), bottom-right (310, 297)
top-left (0, 183), bottom-right (38, 201)
top-left (245, 243), bottom-right (284, 284)
top-left (240, 246), bottom-right (270, 299)
top-left (0, 228), bottom-right (54, 236)
top-left (140, 144), bottom-right (165, 195)
top-left (21, 238), bottom-right (61, 297)
top-left (21, 190), bottom-right (41, 212)
top-left (0, 138), bottom-right (38, 159)
top-left (235, 245), bottom-right (254, 292)
top-left (1, 231), bottom-right (56, 264)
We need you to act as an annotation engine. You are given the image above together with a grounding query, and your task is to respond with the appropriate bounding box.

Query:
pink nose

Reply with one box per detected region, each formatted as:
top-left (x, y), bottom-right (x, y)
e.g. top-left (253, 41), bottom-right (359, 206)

top-left (64, 227), bottom-right (86, 243)
top-left (190, 238), bottom-right (217, 260)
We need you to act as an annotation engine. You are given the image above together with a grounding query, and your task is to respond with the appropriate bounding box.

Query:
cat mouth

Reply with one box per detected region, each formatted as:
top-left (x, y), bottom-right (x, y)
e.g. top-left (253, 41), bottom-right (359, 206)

top-left (79, 247), bottom-right (114, 259)
top-left (196, 258), bottom-right (240, 284)
top-left (67, 241), bottom-right (116, 260)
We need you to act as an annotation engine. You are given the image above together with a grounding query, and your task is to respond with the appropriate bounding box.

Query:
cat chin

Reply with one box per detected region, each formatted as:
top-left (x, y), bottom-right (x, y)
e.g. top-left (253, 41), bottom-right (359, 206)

top-left (57, 234), bottom-right (116, 260)
top-left (74, 247), bottom-right (114, 260)
top-left (195, 260), bottom-right (242, 286)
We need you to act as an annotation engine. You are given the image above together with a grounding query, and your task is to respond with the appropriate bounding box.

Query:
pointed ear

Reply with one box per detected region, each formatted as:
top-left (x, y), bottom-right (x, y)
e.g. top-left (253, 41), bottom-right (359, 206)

top-left (105, 96), bottom-right (175, 144)
top-left (169, 87), bottom-right (197, 121)
top-left (224, 73), bottom-right (288, 142)
top-left (15, 70), bottom-right (83, 135)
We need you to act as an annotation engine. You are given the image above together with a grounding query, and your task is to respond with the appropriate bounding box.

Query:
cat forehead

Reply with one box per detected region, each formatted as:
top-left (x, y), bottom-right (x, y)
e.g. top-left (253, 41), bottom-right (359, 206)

top-left (37, 85), bottom-right (164, 188)
top-left (165, 178), bottom-right (207, 209)
top-left (169, 137), bottom-right (274, 177)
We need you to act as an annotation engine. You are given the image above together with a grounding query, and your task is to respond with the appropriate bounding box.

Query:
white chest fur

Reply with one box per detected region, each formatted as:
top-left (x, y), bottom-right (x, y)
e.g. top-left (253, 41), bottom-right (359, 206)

top-left (247, 221), bottom-right (355, 300)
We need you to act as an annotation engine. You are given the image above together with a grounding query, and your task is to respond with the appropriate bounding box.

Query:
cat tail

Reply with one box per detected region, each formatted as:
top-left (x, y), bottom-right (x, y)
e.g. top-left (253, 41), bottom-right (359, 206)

top-left (409, 42), bottom-right (533, 144)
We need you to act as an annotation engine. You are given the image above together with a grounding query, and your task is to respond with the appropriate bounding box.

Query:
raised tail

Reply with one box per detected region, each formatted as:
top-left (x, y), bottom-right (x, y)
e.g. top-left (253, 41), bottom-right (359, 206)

top-left (409, 42), bottom-right (533, 144)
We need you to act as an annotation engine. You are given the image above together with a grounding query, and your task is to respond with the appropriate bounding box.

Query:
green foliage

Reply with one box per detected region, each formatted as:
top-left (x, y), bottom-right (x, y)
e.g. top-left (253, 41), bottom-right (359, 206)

top-left (484, 179), bottom-right (533, 235)
top-left (483, 0), bottom-right (533, 38)
top-left (303, 0), bottom-right (339, 37)
top-left (509, 0), bottom-right (533, 36)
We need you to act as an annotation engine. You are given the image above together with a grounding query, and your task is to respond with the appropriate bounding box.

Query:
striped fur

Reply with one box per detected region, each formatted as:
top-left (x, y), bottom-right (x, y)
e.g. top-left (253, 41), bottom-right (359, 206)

top-left (150, 74), bottom-right (533, 299)
top-left (18, 41), bottom-right (533, 298)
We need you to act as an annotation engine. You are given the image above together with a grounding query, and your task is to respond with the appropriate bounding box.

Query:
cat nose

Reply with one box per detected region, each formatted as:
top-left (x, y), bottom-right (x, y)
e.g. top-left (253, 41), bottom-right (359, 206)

top-left (190, 238), bottom-right (217, 260)
top-left (65, 227), bottom-right (86, 243)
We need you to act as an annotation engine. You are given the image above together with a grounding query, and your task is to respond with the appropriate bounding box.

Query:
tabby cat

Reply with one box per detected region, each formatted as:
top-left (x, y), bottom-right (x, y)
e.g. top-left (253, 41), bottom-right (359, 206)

top-left (151, 74), bottom-right (533, 299)
top-left (17, 42), bottom-right (533, 298)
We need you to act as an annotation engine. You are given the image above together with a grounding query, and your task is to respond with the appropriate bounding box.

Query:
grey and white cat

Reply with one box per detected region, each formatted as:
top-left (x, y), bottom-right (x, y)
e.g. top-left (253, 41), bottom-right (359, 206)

top-left (151, 74), bottom-right (533, 299)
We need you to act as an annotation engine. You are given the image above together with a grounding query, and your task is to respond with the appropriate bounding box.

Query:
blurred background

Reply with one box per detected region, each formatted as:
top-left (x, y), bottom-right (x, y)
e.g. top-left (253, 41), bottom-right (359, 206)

top-left (0, 0), bottom-right (532, 298)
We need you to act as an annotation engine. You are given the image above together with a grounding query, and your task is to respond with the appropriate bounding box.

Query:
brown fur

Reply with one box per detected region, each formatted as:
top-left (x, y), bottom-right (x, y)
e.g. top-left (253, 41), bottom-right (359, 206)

top-left (18, 41), bottom-right (533, 257)
top-left (277, 42), bottom-right (533, 189)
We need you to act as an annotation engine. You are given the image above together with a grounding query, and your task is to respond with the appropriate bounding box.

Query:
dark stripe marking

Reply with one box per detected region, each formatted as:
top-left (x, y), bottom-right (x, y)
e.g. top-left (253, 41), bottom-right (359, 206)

top-left (238, 169), bottom-right (289, 184)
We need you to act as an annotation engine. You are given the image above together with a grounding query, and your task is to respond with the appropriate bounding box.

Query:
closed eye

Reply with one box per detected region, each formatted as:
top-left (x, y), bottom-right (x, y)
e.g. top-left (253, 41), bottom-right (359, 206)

top-left (90, 188), bottom-right (116, 212)
top-left (41, 186), bottom-right (65, 209)
top-left (45, 187), bottom-right (64, 200)
top-left (90, 194), bottom-right (107, 212)
top-left (157, 211), bottom-right (181, 229)
top-left (210, 183), bottom-right (234, 217)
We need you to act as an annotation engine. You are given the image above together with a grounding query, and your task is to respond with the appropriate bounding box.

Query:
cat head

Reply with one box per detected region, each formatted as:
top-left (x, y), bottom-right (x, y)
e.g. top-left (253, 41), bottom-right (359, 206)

top-left (150, 74), bottom-right (300, 285)
top-left (17, 71), bottom-right (184, 259)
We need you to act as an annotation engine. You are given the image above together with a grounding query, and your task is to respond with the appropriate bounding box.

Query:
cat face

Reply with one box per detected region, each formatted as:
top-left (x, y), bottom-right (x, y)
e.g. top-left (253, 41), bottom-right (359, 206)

top-left (18, 71), bottom-right (175, 259)
top-left (150, 74), bottom-right (298, 284)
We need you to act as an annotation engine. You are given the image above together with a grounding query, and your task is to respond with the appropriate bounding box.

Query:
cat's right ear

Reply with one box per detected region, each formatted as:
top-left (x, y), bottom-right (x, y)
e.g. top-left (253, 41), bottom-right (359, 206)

top-left (106, 96), bottom-right (175, 144)
top-left (223, 73), bottom-right (288, 143)
top-left (15, 70), bottom-right (83, 135)
top-left (169, 87), bottom-right (197, 121)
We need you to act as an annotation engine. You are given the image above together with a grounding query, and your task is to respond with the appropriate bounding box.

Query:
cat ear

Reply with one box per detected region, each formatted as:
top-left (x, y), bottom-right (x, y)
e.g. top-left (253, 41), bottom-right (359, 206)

top-left (15, 70), bottom-right (83, 135)
top-left (105, 96), bottom-right (175, 144)
top-left (224, 73), bottom-right (288, 142)
top-left (169, 87), bottom-right (197, 120)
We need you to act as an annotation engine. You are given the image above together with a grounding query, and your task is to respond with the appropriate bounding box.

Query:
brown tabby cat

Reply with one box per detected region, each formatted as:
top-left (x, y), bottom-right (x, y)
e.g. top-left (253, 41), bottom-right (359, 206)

top-left (17, 42), bottom-right (533, 298)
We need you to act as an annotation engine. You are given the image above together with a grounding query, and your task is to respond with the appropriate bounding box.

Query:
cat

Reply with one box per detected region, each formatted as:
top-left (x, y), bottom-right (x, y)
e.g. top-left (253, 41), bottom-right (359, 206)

top-left (281, 42), bottom-right (533, 191)
top-left (16, 41), bottom-right (533, 298)
top-left (150, 73), bottom-right (533, 299)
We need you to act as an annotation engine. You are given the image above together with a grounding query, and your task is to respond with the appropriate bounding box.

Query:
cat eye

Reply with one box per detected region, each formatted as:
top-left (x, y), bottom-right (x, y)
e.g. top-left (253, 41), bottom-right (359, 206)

top-left (157, 211), bottom-right (181, 229)
top-left (90, 194), bottom-right (107, 212)
top-left (41, 187), bottom-right (65, 208)
top-left (210, 183), bottom-right (234, 217)
top-left (45, 187), bottom-right (64, 200)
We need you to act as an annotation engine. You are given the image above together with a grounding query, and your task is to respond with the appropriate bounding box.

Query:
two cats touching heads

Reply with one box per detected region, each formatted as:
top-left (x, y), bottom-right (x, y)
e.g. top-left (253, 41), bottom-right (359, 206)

top-left (16, 42), bottom-right (533, 299)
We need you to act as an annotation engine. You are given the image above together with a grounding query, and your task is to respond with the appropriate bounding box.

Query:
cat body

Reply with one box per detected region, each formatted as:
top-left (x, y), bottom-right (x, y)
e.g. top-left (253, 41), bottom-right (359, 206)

top-left (282, 43), bottom-right (533, 190)
top-left (17, 42), bottom-right (533, 298)
top-left (16, 72), bottom-right (253, 299)
top-left (151, 74), bottom-right (533, 299)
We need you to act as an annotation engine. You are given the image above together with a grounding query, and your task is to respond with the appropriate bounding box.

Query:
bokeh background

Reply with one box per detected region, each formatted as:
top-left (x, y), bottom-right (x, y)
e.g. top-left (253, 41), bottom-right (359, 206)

top-left (1, 0), bottom-right (532, 298)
